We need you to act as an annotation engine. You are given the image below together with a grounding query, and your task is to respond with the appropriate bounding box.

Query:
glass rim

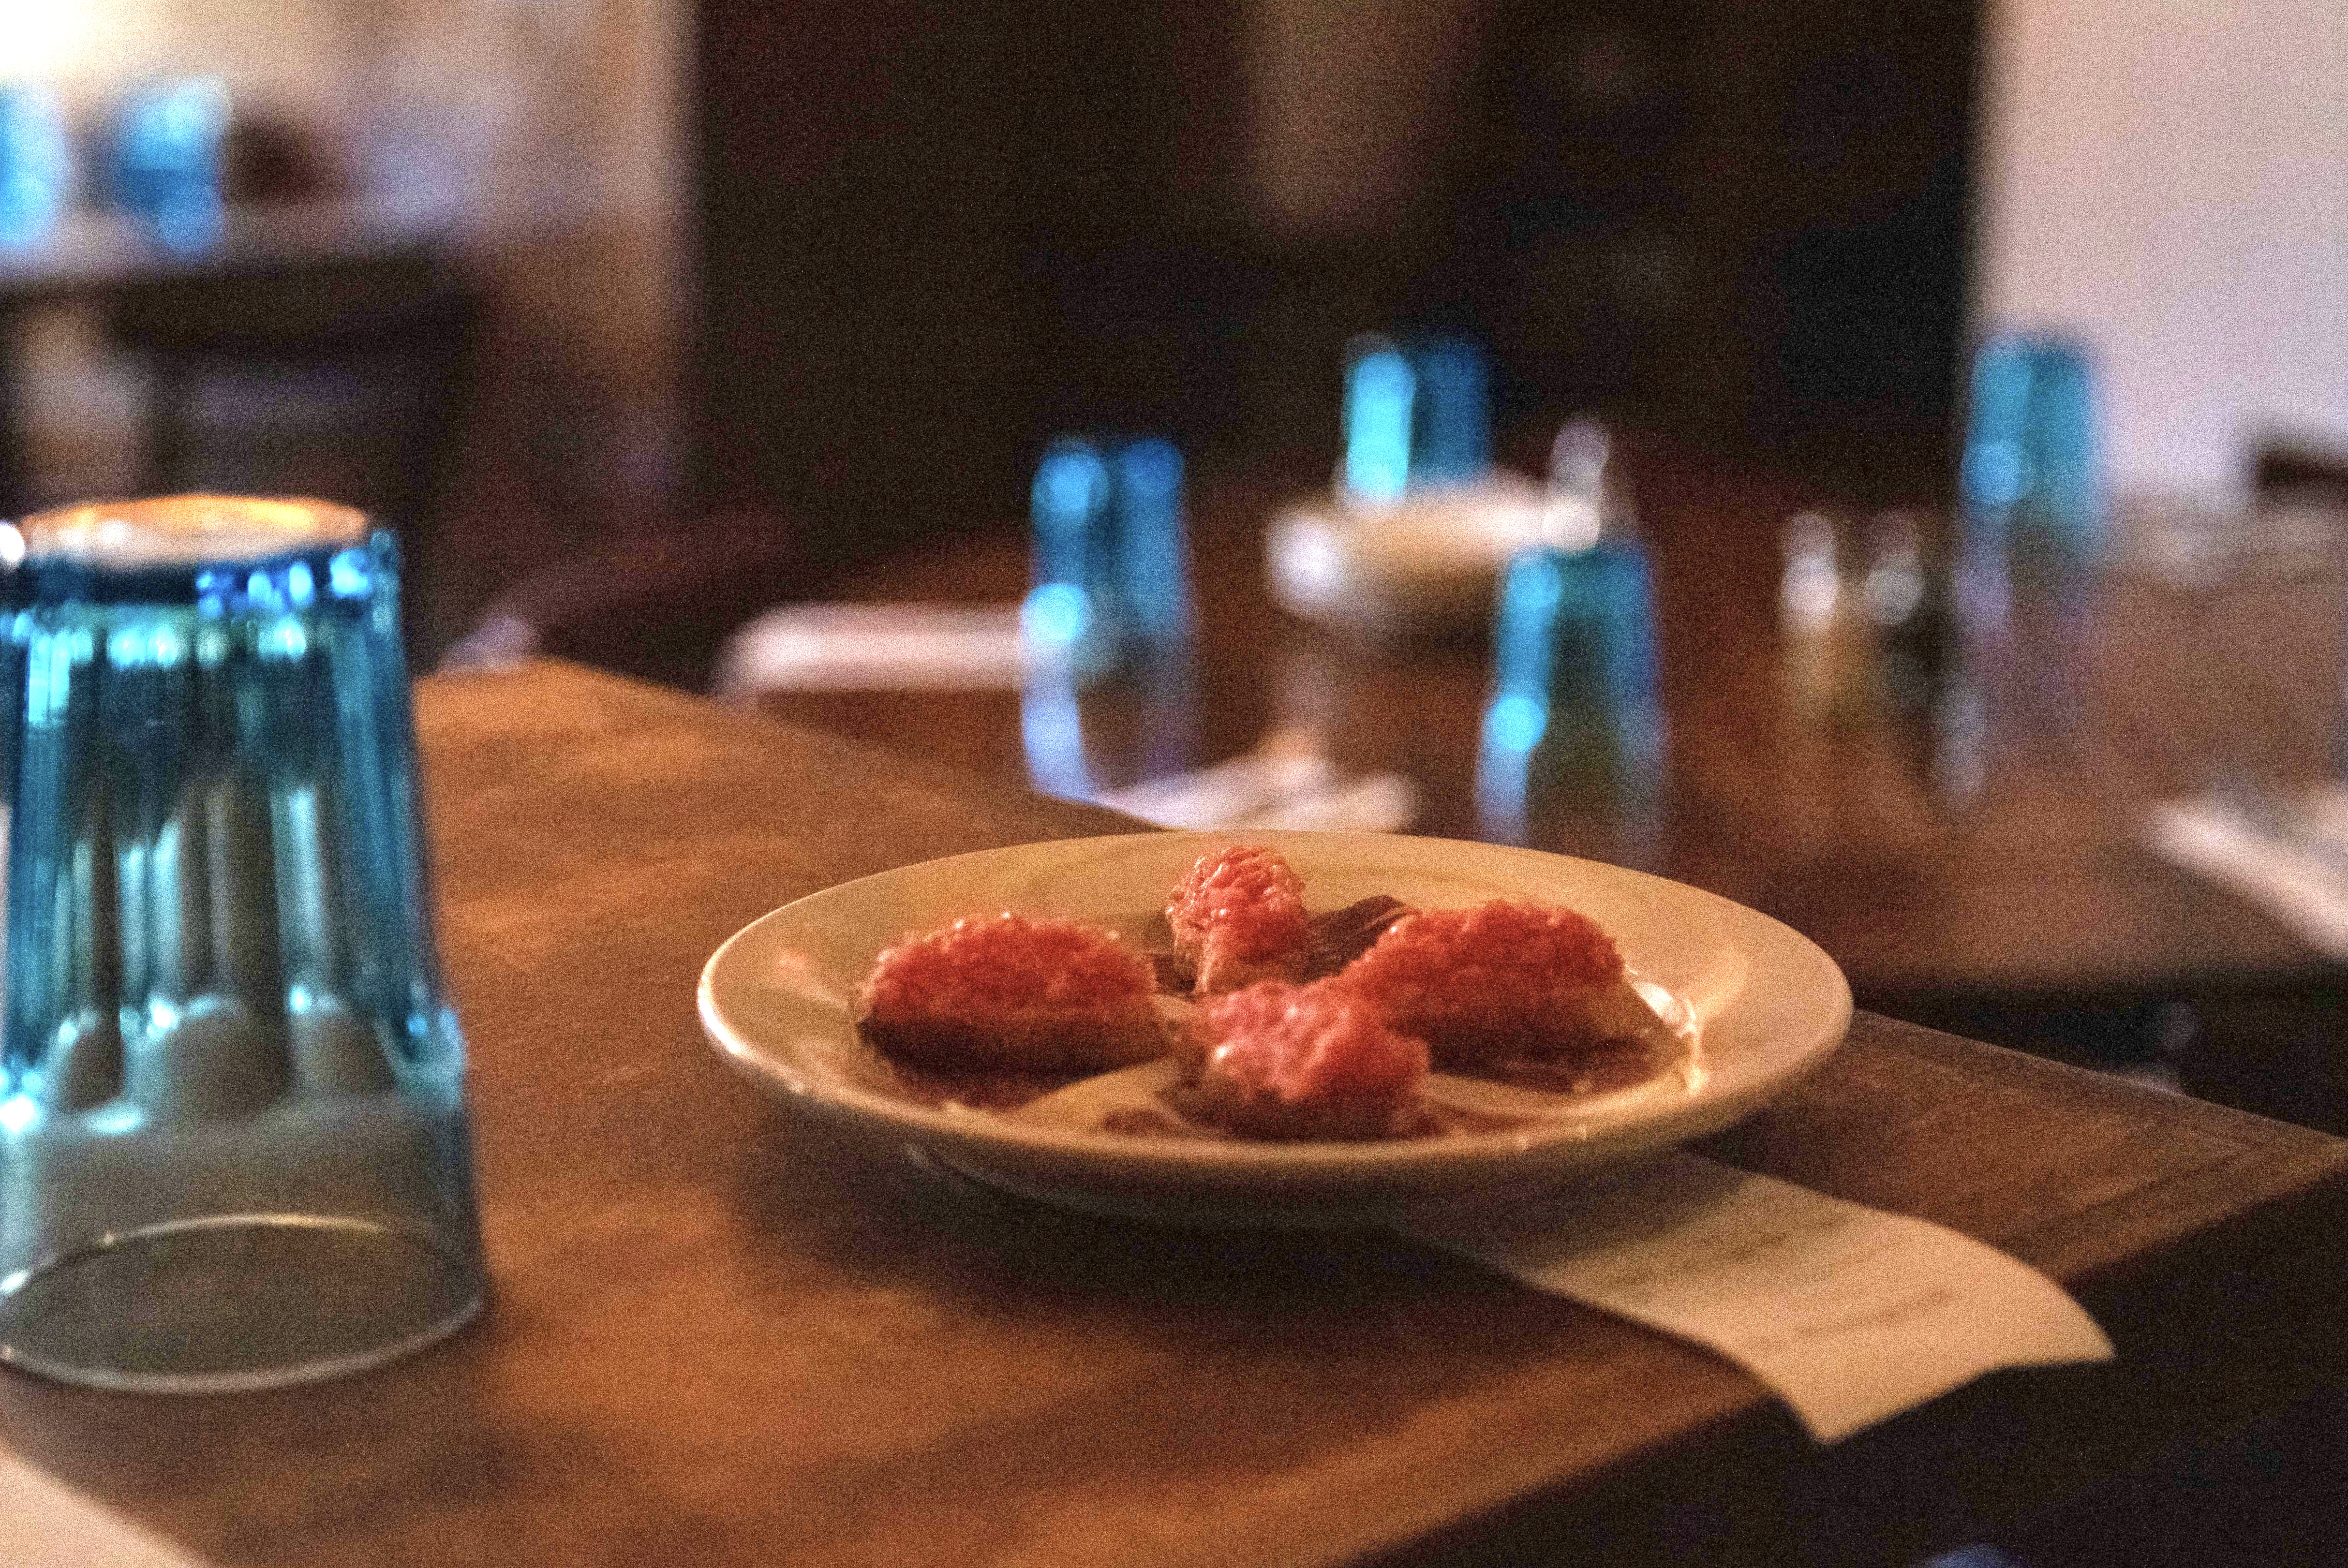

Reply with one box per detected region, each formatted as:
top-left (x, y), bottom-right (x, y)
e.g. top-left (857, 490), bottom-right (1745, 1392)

top-left (11, 495), bottom-right (369, 571)
top-left (2, 497), bottom-right (389, 610)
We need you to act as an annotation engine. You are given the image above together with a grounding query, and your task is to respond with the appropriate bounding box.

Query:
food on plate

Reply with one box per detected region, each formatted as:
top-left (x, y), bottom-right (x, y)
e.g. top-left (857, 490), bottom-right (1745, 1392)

top-left (852, 868), bottom-right (1687, 1136)
top-left (1300, 894), bottom-right (1415, 979)
top-left (1337, 899), bottom-right (1679, 1088)
top-left (858, 913), bottom-right (1167, 1072)
top-left (1176, 980), bottom-right (1431, 1141)
top-left (1165, 844), bottom-right (1311, 993)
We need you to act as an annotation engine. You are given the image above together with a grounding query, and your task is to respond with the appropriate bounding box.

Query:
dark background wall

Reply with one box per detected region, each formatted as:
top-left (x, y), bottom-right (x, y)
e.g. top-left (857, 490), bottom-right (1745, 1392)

top-left (691, 0), bottom-right (1977, 558)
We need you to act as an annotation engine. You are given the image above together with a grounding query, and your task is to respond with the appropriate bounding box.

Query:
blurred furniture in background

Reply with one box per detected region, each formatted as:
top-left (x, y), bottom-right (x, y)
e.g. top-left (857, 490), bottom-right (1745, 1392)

top-left (722, 434), bottom-right (2348, 1129)
top-left (1453, 0), bottom-right (1973, 447)
top-left (0, 204), bottom-right (482, 656)
top-left (101, 246), bottom-right (479, 650)
top-left (687, 0), bottom-right (1975, 577)
top-left (691, 0), bottom-right (1245, 572)
top-left (2260, 440), bottom-right (2348, 512)
top-left (537, 0), bottom-right (1979, 697)
top-left (447, 508), bottom-right (807, 689)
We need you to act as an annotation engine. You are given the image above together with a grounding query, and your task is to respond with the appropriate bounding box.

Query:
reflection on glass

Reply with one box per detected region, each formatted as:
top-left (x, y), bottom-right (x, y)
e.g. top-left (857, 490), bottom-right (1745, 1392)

top-left (1477, 429), bottom-right (1664, 861)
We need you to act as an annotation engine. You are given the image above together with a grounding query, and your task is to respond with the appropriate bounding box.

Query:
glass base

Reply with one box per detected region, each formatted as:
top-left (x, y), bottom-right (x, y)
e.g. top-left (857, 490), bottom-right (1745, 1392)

top-left (0, 1213), bottom-right (483, 1392)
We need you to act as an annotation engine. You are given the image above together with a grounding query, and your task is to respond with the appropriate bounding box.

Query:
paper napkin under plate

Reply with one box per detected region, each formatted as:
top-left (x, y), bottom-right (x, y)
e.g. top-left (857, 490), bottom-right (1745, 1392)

top-left (1401, 1152), bottom-right (2112, 1443)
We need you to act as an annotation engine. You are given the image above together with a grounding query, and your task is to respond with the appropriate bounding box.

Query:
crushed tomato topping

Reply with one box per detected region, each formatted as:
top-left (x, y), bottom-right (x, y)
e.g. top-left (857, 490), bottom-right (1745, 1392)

top-left (1339, 900), bottom-right (1623, 1017)
top-left (861, 913), bottom-right (1153, 1024)
top-left (1199, 981), bottom-right (1428, 1106)
top-left (1166, 845), bottom-right (1309, 961)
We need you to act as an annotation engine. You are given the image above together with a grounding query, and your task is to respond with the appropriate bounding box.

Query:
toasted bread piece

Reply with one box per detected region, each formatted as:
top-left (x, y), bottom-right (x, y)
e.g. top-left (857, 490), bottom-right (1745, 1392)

top-left (1181, 980), bottom-right (1429, 1141)
top-left (859, 913), bottom-right (1167, 1072)
top-left (1166, 844), bottom-right (1311, 994)
top-left (1338, 900), bottom-right (1675, 1071)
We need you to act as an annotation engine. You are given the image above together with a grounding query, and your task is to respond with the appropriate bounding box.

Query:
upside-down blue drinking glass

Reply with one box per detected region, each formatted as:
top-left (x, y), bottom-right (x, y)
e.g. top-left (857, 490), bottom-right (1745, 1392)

top-left (0, 496), bottom-right (486, 1390)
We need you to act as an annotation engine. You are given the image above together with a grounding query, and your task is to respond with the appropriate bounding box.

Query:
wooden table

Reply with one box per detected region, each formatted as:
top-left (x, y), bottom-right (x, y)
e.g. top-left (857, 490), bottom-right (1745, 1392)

top-left (3, 660), bottom-right (2344, 1565)
top-left (751, 448), bottom-right (2348, 1113)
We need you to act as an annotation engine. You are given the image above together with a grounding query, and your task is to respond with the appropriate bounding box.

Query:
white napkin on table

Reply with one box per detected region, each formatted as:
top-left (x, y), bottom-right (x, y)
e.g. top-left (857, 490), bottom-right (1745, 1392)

top-left (1402, 1152), bottom-right (2113, 1444)
top-left (714, 603), bottom-right (1031, 695)
top-left (1098, 735), bottom-right (1418, 834)
top-left (717, 607), bottom-right (1420, 833)
top-left (2144, 785), bottom-right (2348, 958)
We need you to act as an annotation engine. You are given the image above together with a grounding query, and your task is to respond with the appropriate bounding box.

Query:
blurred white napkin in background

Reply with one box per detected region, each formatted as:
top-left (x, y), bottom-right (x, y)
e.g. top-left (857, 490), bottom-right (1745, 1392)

top-left (1099, 732), bottom-right (1418, 834)
top-left (2144, 784), bottom-right (2348, 958)
top-left (716, 607), bottom-right (1418, 833)
top-left (714, 603), bottom-right (1029, 695)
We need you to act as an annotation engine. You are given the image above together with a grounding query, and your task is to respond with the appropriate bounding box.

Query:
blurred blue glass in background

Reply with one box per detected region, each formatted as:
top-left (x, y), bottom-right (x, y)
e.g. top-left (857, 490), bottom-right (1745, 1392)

top-left (1954, 332), bottom-right (2105, 745)
top-left (106, 78), bottom-right (232, 251)
top-left (1111, 437), bottom-right (1192, 646)
top-left (0, 87), bottom-right (72, 247)
top-left (1960, 332), bottom-right (2104, 580)
top-left (1341, 334), bottom-right (1492, 506)
top-left (1025, 433), bottom-right (1192, 667)
top-left (1411, 338), bottom-right (1490, 487)
top-left (1342, 341), bottom-right (1415, 504)
top-left (1023, 435), bottom-right (1195, 800)
top-left (1030, 438), bottom-right (1114, 615)
top-left (1477, 424), bottom-right (1664, 859)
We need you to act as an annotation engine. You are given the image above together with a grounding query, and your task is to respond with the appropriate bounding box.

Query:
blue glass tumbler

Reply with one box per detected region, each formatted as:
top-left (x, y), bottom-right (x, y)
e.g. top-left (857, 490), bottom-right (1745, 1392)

top-left (106, 80), bottom-right (232, 251)
top-left (1960, 332), bottom-right (2104, 588)
top-left (1340, 335), bottom-right (1492, 505)
top-left (1023, 437), bottom-right (1197, 799)
top-left (0, 496), bottom-right (486, 1390)
top-left (1957, 332), bottom-right (2104, 741)
top-left (0, 87), bottom-right (72, 248)
top-left (1476, 532), bottom-right (1666, 861)
top-left (1027, 435), bottom-right (1194, 660)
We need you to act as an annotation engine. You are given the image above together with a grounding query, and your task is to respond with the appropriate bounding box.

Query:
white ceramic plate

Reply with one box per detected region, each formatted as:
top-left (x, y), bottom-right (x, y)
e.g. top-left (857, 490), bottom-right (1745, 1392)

top-left (1265, 475), bottom-right (1553, 635)
top-left (699, 831), bottom-right (1850, 1226)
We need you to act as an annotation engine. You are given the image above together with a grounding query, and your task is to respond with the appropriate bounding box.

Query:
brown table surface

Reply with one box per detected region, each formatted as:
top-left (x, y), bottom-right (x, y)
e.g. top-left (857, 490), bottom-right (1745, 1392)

top-left (753, 448), bottom-right (2348, 1066)
top-left (5, 660), bottom-right (2347, 1567)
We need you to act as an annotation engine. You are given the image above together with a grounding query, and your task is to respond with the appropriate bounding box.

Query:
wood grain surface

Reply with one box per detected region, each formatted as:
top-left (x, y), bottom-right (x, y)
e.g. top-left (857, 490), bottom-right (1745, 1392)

top-left (2, 661), bottom-right (2343, 1568)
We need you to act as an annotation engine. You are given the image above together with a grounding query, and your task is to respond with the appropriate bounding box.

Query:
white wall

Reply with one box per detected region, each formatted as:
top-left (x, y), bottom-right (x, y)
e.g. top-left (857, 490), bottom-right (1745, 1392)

top-left (1975, 0), bottom-right (2348, 501)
